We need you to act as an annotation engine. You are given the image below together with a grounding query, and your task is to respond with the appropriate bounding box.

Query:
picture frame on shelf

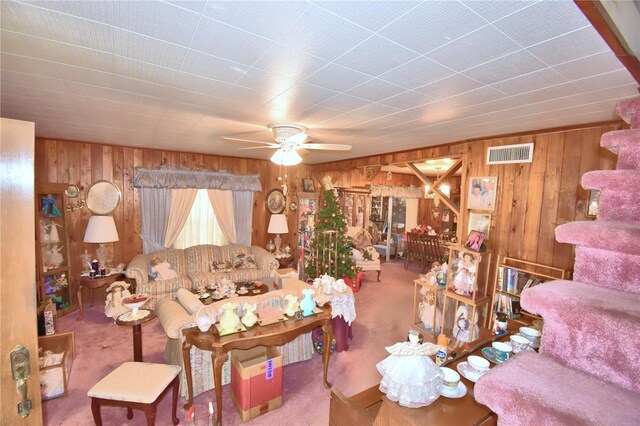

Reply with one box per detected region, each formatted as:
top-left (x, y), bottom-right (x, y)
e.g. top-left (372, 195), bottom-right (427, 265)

top-left (464, 230), bottom-right (486, 252)
top-left (468, 177), bottom-right (498, 211)
top-left (266, 189), bottom-right (286, 214)
top-left (586, 190), bottom-right (600, 218)
top-left (302, 178), bottom-right (315, 193)
top-left (468, 212), bottom-right (491, 239)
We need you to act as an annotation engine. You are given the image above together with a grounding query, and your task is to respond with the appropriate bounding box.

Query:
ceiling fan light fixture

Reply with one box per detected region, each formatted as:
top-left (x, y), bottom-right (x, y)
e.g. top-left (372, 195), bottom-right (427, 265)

top-left (271, 148), bottom-right (302, 166)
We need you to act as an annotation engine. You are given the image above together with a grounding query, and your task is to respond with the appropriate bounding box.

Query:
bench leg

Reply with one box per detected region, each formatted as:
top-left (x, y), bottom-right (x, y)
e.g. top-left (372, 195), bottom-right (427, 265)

top-left (171, 376), bottom-right (180, 425)
top-left (145, 404), bottom-right (157, 426)
top-left (91, 398), bottom-right (102, 426)
top-left (377, 270), bottom-right (381, 282)
top-left (127, 407), bottom-right (134, 420)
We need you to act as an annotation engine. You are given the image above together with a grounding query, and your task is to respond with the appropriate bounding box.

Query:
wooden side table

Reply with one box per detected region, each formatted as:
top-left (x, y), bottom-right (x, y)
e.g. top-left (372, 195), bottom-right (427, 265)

top-left (115, 310), bottom-right (156, 362)
top-left (76, 273), bottom-right (124, 320)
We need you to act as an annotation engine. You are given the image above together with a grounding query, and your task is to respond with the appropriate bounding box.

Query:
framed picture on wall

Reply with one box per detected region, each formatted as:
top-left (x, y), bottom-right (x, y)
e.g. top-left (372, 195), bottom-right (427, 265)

top-left (468, 212), bottom-right (491, 239)
top-left (302, 178), bottom-right (315, 193)
top-left (586, 190), bottom-right (600, 218)
top-left (266, 189), bottom-right (286, 214)
top-left (468, 177), bottom-right (498, 211)
top-left (464, 230), bottom-right (486, 252)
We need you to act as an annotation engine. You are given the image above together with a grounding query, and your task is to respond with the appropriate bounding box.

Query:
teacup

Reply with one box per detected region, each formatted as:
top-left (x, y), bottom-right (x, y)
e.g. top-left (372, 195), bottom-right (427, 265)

top-left (492, 341), bottom-right (512, 363)
top-left (440, 367), bottom-right (460, 395)
top-left (467, 355), bottom-right (490, 377)
top-left (519, 327), bottom-right (542, 349)
top-left (510, 335), bottom-right (530, 353)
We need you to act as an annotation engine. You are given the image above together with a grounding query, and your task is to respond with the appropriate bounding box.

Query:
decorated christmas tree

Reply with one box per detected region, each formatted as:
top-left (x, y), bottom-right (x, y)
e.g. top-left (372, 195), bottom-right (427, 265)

top-left (305, 177), bottom-right (356, 279)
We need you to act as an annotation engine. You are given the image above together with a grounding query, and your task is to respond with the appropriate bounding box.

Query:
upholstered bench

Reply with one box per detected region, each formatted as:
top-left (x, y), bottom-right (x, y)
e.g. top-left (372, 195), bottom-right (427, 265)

top-left (88, 362), bottom-right (181, 426)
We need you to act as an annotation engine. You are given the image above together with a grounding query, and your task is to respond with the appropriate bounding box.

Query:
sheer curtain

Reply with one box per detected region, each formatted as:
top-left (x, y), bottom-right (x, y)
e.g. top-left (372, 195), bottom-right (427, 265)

top-left (164, 188), bottom-right (197, 248)
top-left (173, 190), bottom-right (227, 249)
top-left (207, 189), bottom-right (238, 244)
top-left (139, 188), bottom-right (172, 254)
top-left (233, 191), bottom-right (254, 246)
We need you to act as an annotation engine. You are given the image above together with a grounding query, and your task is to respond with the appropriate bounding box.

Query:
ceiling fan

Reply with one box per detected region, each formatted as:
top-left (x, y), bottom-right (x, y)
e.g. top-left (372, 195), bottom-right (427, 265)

top-left (223, 123), bottom-right (352, 165)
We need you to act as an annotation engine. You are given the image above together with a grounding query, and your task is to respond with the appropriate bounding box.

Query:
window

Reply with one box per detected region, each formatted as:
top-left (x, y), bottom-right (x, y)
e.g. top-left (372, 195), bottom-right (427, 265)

top-left (173, 190), bottom-right (228, 249)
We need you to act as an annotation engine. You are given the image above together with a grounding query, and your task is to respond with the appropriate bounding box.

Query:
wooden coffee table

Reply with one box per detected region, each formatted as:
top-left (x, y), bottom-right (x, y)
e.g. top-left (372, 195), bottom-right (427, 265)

top-left (182, 306), bottom-right (333, 426)
top-left (77, 273), bottom-right (124, 320)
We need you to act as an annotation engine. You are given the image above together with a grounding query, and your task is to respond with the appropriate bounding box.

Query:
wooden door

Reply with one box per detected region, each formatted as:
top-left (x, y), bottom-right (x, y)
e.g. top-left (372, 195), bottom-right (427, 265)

top-left (0, 118), bottom-right (42, 424)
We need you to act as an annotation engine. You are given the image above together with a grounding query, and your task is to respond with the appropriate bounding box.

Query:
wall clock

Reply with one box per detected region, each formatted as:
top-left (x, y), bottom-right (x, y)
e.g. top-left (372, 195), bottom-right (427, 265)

top-left (266, 189), bottom-right (286, 214)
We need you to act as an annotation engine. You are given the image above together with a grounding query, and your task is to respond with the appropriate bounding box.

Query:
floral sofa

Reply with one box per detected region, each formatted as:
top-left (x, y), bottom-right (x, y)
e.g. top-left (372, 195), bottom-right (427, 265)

top-left (126, 244), bottom-right (279, 308)
top-left (156, 280), bottom-right (314, 398)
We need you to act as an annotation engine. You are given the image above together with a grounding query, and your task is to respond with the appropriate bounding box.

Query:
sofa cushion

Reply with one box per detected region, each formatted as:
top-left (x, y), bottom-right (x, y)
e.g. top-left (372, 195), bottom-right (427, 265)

top-left (176, 288), bottom-right (203, 315)
top-left (210, 260), bottom-right (234, 272)
top-left (233, 253), bottom-right (256, 269)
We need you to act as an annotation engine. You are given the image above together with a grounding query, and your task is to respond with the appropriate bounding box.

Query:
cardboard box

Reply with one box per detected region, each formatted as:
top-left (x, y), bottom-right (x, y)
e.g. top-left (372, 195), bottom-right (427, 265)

top-left (276, 268), bottom-right (298, 289)
top-left (231, 346), bottom-right (283, 421)
top-left (38, 331), bottom-right (74, 400)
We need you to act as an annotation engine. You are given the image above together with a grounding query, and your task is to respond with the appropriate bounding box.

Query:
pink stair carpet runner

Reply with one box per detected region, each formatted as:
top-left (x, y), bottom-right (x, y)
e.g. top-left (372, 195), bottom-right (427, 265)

top-left (474, 96), bottom-right (640, 425)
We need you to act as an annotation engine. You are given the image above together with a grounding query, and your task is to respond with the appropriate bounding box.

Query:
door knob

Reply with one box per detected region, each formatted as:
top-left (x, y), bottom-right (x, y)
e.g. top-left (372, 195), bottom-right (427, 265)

top-left (10, 346), bottom-right (32, 417)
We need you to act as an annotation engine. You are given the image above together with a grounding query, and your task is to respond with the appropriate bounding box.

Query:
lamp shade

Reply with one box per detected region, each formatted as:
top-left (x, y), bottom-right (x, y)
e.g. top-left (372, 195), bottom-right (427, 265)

top-left (271, 149), bottom-right (302, 166)
top-left (268, 214), bottom-right (289, 234)
top-left (84, 215), bottom-right (119, 243)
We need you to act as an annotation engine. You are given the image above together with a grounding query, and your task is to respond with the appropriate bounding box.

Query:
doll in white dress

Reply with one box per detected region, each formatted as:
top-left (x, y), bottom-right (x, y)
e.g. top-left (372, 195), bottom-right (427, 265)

top-left (452, 252), bottom-right (477, 295)
top-left (151, 257), bottom-right (178, 280)
top-left (376, 331), bottom-right (443, 408)
top-left (452, 304), bottom-right (479, 346)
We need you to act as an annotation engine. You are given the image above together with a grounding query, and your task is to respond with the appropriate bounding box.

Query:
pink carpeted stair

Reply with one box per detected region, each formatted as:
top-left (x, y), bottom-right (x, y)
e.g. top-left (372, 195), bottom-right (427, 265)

top-left (474, 96), bottom-right (640, 425)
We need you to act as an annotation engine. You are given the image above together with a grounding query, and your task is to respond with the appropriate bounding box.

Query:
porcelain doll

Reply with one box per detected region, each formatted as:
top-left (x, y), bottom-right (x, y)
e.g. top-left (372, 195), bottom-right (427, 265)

top-left (151, 257), bottom-right (178, 280)
top-left (452, 304), bottom-right (479, 346)
top-left (419, 287), bottom-right (441, 332)
top-left (452, 252), bottom-right (476, 295)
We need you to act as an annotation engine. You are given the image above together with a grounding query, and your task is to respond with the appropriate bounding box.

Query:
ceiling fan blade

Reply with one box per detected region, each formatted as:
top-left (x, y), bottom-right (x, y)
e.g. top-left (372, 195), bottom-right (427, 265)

top-left (238, 146), bottom-right (277, 150)
top-left (287, 132), bottom-right (307, 144)
top-left (222, 137), bottom-right (276, 146)
top-left (302, 143), bottom-right (352, 151)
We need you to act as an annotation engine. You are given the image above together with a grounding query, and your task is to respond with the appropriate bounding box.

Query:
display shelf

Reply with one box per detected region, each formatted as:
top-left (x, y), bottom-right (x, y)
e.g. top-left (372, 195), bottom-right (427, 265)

top-left (490, 256), bottom-right (568, 330)
top-left (412, 279), bottom-right (445, 340)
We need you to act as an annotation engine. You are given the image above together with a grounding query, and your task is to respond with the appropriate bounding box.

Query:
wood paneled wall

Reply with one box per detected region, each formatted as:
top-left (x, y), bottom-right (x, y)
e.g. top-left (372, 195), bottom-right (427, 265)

top-left (35, 138), bottom-right (313, 287)
top-left (312, 123), bottom-right (622, 272)
top-left (36, 121), bottom-right (621, 299)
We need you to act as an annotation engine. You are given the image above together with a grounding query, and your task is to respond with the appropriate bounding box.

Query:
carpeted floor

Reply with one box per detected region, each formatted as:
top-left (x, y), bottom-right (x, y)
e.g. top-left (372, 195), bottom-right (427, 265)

top-left (44, 260), bottom-right (423, 425)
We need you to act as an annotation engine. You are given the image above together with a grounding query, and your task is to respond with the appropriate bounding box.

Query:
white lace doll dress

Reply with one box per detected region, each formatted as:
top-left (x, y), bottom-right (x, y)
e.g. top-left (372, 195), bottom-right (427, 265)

top-left (376, 337), bottom-right (443, 408)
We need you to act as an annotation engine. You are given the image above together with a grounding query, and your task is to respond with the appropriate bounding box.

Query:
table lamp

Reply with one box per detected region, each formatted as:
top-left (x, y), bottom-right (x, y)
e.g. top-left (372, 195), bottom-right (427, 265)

top-left (84, 215), bottom-right (119, 267)
top-left (268, 214), bottom-right (288, 258)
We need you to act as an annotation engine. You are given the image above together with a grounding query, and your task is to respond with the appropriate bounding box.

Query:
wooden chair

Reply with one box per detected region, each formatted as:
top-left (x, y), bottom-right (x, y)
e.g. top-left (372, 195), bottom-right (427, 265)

top-left (329, 387), bottom-right (384, 426)
top-left (421, 235), bottom-right (444, 273)
top-left (404, 232), bottom-right (422, 270)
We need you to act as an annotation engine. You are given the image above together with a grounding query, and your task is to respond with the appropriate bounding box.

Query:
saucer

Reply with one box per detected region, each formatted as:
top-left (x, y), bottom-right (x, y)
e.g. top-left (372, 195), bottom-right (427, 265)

top-left (440, 381), bottom-right (467, 399)
top-left (237, 288), bottom-right (248, 295)
top-left (197, 292), bottom-right (210, 299)
top-left (481, 347), bottom-right (503, 364)
top-left (456, 362), bottom-right (488, 383)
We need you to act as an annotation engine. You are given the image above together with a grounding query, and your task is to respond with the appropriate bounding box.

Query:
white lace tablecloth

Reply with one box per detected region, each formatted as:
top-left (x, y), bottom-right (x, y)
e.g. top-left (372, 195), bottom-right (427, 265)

top-left (314, 285), bottom-right (356, 325)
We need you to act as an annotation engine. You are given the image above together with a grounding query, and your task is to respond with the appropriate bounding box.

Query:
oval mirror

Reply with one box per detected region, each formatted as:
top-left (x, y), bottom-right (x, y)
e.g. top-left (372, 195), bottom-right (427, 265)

top-left (85, 180), bottom-right (121, 215)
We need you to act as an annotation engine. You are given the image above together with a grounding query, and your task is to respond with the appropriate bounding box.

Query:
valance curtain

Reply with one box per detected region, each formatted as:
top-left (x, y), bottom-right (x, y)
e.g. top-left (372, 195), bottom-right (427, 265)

top-left (133, 167), bottom-right (262, 191)
top-left (139, 188), bottom-right (172, 254)
top-left (164, 189), bottom-right (197, 248)
top-left (135, 167), bottom-right (261, 253)
top-left (370, 185), bottom-right (423, 199)
top-left (207, 190), bottom-right (238, 244)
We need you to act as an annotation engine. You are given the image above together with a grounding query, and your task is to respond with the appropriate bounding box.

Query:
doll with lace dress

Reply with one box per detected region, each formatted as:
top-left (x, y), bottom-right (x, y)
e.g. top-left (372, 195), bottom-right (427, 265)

top-left (452, 252), bottom-right (477, 295)
top-left (452, 304), bottom-right (479, 346)
top-left (419, 285), bottom-right (442, 332)
top-left (376, 331), bottom-right (443, 408)
top-left (151, 257), bottom-right (178, 280)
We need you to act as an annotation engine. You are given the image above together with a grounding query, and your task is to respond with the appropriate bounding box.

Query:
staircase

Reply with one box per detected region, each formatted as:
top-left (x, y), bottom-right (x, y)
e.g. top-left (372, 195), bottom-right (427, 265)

top-left (474, 97), bottom-right (640, 425)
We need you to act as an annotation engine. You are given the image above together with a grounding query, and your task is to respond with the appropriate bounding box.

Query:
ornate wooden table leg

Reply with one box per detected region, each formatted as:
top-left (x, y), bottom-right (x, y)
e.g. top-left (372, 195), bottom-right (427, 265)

top-left (322, 321), bottom-right (333, 389)
top-left (76, 284), bottom-right (84, 321)
top-left (213, 352), bottom-right (228, 426)
top-left (132, 324), bottom-right (143, 362)
top-left (182, 341), bottom-right (194, 410)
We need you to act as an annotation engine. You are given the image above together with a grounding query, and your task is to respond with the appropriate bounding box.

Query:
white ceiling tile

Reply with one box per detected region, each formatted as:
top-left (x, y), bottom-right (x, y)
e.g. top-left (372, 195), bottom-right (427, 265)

top-left (515, 82), bottom-right (580, 104)
top-left (378, 90), bottom-right (433, 110)
top-left (462, 49), bottom-right (546, 85)
top-left (114, 57), bottom-right (178, 86)
top-left (233, 67), bottom-right (298, 97)
top-left (1, 70), bottom-right (66, 92)
top-left (223, 85), bottom-right (277, 105)
top-left (1, 53), bottom-right (61, 78)
top-left (586, 84), bottom-right (640, 103)
top-left (527, 26), bottom-right (610, 67)
top-left (304, 63), bottom-right (370, 92)
top-left (426, 25), bottom-right (520, 72)
top-left (378, 1), bottom-right (487, 54)
top-left (252, 46), bottom-right (329, 80)
top-left (172, 72), bottom-right (233, 97)
top-left (1, 1), bottom-right (114, 52)
top-left (313, 1), bottom-right (417, 32)
top-left (553, 51), bottom-right (624, 81)
top-left (570, 69), bottom-right (638, 93)
top-left (111, 29), bottom-right (188, 69)
top-left (333, 35), bottom-right (419, 76)
top-left (202, 1), bottom-right (309, 40)
top-left (450, 86), bottom-right (506, 106)
top-left (293, 105), bottom-right (345, 126)
top-left (190, 16), bottom-right (279, 66)
top-left (414, 73), bottom-right (482, 99)
top-left (378, 56), bottom-right (454, 90)
top-left (265, 82), bottom-right (339, 110)
top-left (493, 1), bottom-right (591, 48)
top-left (317, 93), bottom-right (371, 112)
top-left (277, 6), bottom-right (372, 62)
top-left (461, 1), bottom-right (537, 23)
top-left (491, 68), bottom-right (567, 95)
top-left (180, 50), bottom-right (249, 83)
top-left (346, 78), bottom-right (405, 103)
top-left (164, 1), bottom-right (207, 14)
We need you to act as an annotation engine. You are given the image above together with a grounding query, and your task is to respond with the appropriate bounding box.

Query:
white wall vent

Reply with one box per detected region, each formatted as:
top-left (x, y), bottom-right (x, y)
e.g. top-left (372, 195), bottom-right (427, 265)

top-left (487, 143), bottom-right (534, 165)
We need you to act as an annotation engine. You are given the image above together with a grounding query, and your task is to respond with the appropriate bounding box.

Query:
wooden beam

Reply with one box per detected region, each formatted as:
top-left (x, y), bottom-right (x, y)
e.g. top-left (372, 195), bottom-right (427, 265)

top-left (406, 163), bottom-right (460, 217)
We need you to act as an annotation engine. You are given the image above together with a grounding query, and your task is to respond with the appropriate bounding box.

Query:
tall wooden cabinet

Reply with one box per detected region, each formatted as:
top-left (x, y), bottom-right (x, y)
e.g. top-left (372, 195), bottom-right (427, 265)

top-left (36, 183), bottom-right (75, 315)
top-left (338, 188), bottom-right (370, 230)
